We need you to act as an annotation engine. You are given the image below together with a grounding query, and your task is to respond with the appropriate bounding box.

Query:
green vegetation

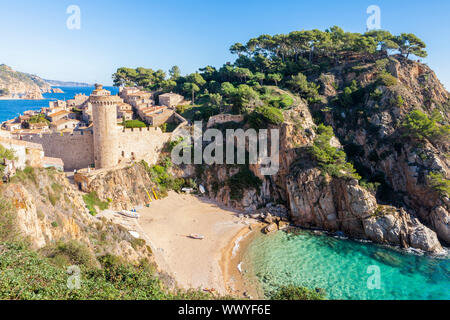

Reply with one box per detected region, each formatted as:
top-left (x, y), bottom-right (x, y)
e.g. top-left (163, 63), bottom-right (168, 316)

top-left (310, 124), bottom-right (361, 179)
top-left (82, 191), bottom-right (109, 216)
top-left (401, 109), bottom-right (450, 144)
top-left (123, 120), bottom-right (147, 128)
top-left (141, 159), bottom-right (190, 197)
top-left (247, 105), bottom-right (284, 129)
top-left (427, 172), bottom-right (450, 197)
top-left (269, 285), bottom-right (326, 300)
top-left (28, 114), bottom-right (49, 124)
top-left (0, 145), bottom-right (16, 173)
top-left (227, 166), bottom-right (262, 201)
top-left (0, 242), bottom-right (217, 300)
top-left (377, 71), bottom-right (398, 87)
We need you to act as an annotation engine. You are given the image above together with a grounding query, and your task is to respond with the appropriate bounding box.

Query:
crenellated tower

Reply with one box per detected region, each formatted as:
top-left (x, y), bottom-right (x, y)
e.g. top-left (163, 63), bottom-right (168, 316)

top-left (91, 84), bottom-right (121, 169)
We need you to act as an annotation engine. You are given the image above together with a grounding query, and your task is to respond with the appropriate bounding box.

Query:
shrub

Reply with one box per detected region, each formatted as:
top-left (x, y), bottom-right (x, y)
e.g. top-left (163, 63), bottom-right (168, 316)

top-left (270, 285), bottom-right (326, 300)
top-left (83, 191), bottom-right (109, 216)
top-left (286, 73), bottom-right (319, 99)
top-left (310, 124), bottom-right (361, 179)
top-left (377, 71), bottom-right (398, 87)
top-left (43, 240), bottom-right (97, 268)
top-left (401, 109), bottom-right (450, 144)
top-left (247, 105), bottom-right (284, 129)
top-left (427, 172), bottom-right (450, 197)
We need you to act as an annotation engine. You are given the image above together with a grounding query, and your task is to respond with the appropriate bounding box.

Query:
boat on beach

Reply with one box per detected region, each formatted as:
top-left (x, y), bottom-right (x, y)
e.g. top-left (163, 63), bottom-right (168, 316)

top-left (189, 233), bottom-right (205, 240)
top-left (120, 210), bottom-right (140, 219)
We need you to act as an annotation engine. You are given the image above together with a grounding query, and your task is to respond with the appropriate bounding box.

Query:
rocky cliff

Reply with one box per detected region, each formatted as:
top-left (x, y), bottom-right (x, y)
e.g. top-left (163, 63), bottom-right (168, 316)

top-left (0, 64), bottom-right (51, 99)
top-left (186, 58), bottom-right (448, 254)
top-left (0, 168), bottom-right (152, 263)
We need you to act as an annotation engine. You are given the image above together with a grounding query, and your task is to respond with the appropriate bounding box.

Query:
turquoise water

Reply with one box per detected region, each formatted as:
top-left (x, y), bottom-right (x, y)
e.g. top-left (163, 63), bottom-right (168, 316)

top-left (242, 229), bottom-right (450, 300)
top-left (0, 86), bottom-right (118, 122)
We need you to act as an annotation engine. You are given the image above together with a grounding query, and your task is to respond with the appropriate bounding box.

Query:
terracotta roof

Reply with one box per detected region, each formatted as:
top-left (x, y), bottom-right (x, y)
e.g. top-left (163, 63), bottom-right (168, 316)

top-left (52, 118), bottom-right (80, 126)
top-left (48, 110), bottom-right (70, 118)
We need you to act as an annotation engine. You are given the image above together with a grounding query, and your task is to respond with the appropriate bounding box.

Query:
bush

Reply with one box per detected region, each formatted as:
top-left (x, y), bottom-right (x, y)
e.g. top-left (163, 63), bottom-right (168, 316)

top-left (377, 71), bottom-right (398, 87)
top-left (270, 285), bottom-right (326, 300)
top-left (310, 124), bottom-right (361, 179)
top-left (42, 240), bottom-right (97, 268)
top-left (83, 191), bottom-right (109, 216)
top-left (247, 105), bottom-right (284, 129)
top-left (401, 109), bottom-right (450, 144)
top-left (286, 73), bottom-right (319, 99)
top-left (427, 172), bottom-right (450, 197)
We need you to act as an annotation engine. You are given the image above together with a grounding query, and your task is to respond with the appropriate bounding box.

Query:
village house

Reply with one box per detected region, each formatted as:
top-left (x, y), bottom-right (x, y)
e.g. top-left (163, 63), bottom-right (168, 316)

top-left (2, 120), bottom-right (22, 131)
top-left (47, 110), bottom-right (71, 122)
top-left (50, 118), bottom-right (81, 132)
top-left (159, 92), bottom-right (185, 108)
top-left (28, 122), bottom-right (50, 131)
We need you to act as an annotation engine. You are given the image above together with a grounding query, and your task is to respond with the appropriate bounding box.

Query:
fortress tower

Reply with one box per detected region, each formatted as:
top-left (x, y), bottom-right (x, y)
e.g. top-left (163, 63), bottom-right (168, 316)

top-left (91, 84), bottom-right (122, 169)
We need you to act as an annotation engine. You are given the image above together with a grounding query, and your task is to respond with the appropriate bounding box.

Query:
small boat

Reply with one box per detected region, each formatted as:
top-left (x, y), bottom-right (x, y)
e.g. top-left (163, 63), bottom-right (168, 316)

top-left (129, 231), bottom-right (140, 239)
top-left (199, 184), bottom-right (206, 194)
top-left (120, 210), bottom-right (140, 219)
top-left (189, 233), bottom-right (205, 240)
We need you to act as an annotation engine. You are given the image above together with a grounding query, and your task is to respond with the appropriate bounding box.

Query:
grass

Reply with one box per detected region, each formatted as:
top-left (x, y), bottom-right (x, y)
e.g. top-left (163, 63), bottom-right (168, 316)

top-left (0, 197), bottom-right (20, 242)
top-left (82, 191), bottom-right (109, 216)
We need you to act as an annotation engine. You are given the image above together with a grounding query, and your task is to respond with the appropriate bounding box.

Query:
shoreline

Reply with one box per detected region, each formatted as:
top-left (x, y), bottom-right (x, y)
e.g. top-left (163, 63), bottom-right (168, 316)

top-left (133, 191), bottom-right (259, 295)
top-left (221, 222), bottom-right (266, 299)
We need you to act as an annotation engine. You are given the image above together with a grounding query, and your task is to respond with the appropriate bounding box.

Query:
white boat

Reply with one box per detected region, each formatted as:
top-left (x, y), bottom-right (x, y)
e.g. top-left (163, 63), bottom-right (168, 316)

top-left (199, 184), bottom-right (206, 194)
top-left (120, 210), bottom-right (140, 219)
top-left (189, 233), bottom-right (205, 240)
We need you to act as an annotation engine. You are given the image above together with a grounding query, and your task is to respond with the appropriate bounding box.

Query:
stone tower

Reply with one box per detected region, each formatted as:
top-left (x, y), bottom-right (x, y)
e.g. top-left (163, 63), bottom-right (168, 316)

top-left (91, 84), bottom-right (121, 169)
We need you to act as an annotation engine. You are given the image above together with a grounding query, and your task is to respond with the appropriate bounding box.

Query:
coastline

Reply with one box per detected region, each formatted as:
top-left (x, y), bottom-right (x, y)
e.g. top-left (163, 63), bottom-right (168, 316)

top-left (221, 222), bottom-right (266, 299)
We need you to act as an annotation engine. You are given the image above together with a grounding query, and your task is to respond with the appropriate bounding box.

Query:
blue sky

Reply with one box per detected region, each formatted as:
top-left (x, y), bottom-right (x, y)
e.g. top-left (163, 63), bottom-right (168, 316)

top-left (0, 0), bottom-right (448, 89)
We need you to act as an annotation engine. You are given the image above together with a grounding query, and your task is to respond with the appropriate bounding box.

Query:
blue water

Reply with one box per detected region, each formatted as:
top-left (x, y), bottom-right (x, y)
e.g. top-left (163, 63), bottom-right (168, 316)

top-left (242, 229), bottom-right (450, 300)
top-left (0, 86), bottom-right (118, 122)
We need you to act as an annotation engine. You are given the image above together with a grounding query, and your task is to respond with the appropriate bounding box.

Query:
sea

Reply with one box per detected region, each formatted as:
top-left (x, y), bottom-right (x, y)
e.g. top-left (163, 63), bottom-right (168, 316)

top-left (242, 229), bottom-right (450, 300)
top-left (0, 86), bottom-right (118, 122)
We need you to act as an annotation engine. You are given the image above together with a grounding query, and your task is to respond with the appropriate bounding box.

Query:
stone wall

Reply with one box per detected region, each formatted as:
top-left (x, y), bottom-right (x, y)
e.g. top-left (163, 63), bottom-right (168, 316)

top-left (19, 132), bottom-right (94, 171)
top-left (117, 127), bottom-right (171, 165)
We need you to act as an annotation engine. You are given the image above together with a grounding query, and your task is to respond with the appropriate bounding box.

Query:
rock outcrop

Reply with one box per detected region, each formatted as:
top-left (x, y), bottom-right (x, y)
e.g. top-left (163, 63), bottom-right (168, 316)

top-left (287, 166), bottom-right (442, 253)
top-left (0, 168), bottom-right (152, 263)
top-left (0, 64), bottom-right (51, 99)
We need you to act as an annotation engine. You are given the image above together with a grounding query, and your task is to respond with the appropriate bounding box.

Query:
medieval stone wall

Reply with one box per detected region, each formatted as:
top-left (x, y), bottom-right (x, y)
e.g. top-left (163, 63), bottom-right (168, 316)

top-left (19, 132), bottom-right (94, 170)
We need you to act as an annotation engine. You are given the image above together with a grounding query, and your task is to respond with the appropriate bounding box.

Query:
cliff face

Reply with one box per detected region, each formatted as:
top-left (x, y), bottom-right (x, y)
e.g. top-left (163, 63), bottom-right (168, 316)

top-left (0, 168), bottom-right (152, 263)
top-left (188, 58), bottom-right (448, 253)
top-left (316, 57), bottom-right (449, 245)
top-left (0, 64), bottom-right (51, 99)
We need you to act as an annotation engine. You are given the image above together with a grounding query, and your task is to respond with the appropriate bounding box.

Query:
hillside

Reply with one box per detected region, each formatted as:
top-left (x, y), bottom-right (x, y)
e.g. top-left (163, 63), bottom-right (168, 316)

top-left (0, 64), bottom-right (51, 99)
top-left (44, 79), bottom-right (92, 87)
top-left (111, 27), bottom-right (449, 252)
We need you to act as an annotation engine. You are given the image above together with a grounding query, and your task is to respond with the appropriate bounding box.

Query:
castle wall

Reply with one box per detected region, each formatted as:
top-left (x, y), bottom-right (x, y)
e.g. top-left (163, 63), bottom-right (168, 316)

top-left (117, 127), bottom-right (171, 165)
top-left (19, 132), bottom-right (94, 171)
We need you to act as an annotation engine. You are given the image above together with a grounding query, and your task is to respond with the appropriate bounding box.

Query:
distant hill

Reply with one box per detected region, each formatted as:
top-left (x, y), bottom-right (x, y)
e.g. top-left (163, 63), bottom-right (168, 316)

top-left (0, 64), bottom-right (51, 99)
top-left (44, 79), bottom-right (93, 87)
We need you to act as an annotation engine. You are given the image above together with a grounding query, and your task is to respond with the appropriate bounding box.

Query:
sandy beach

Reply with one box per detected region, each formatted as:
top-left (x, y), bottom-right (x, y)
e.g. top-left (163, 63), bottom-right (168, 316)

top-left (134, 191), bottom-right (260, 296)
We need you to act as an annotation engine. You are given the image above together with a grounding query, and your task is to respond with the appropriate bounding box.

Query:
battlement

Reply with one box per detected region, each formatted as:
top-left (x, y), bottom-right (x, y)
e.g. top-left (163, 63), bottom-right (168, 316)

top-left (16, 130), bottom-right (93, 140)
top-left (121, 126), bottom-right (163, 134)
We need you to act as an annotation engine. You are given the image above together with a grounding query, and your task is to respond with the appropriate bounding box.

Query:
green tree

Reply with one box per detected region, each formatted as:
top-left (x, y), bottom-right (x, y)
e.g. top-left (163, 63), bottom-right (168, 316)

top-left (254, 72), bottom-right (265, 85)
top-left (183, 82), bottom-right (200, 104)
top-left (169, 66), bottom-right (181, 80)
top-left (267, 73), bottom-right (282, 86)
top-left (395, 33), bottom-right (428, 59)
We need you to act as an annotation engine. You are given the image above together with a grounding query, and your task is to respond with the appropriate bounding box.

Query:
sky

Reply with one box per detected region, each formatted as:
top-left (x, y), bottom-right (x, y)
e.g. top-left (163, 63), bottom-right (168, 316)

top-left (0, 0), bottom-right (449, 89)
